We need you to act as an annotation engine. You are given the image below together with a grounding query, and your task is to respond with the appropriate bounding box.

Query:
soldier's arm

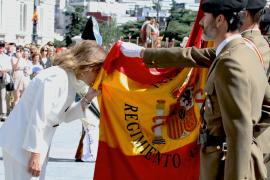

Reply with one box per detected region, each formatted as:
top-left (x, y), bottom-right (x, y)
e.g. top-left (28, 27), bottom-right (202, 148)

top-left (215, 58), bottom-right (252, 180)
top-left (143, 47), bottom-right (216, 68)
top-left (259, 84), bottom-right (270, 129)
top-left (263, 84), bottom-right (270, 105)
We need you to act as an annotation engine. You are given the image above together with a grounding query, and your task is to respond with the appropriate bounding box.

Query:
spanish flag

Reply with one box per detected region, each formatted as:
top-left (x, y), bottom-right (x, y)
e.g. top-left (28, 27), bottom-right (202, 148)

top-left (93, 6), bottom-right (209, 180)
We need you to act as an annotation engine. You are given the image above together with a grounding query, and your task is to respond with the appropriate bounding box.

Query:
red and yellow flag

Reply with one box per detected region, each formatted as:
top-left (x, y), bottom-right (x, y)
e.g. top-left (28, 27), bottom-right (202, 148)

top-left (93, 5), bottom-right (211, 180)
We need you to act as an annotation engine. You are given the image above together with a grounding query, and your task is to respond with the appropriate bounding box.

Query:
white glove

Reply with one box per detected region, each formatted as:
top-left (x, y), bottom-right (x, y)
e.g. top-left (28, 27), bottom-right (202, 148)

top-left (120, 42), bottom-right (144, 58)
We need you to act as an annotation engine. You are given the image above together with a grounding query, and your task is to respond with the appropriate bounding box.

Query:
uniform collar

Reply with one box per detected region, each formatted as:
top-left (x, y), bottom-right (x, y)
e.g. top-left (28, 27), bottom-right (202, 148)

top-left (241, 29), bottom-right (261, 37)
top-left (216, 34), bottom-right (242, 56)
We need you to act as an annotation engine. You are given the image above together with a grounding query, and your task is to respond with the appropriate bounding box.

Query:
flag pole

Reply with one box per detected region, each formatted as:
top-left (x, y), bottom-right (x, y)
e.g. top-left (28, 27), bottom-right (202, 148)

top-left (32, 0), bottom-right (39, 45)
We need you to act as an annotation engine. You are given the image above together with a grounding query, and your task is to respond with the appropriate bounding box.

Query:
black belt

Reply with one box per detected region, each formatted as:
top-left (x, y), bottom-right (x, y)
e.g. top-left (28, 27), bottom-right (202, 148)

top-left (52, 124), bottom-right (59, 128)
top-left (205, 134), bottom-right (226, 147)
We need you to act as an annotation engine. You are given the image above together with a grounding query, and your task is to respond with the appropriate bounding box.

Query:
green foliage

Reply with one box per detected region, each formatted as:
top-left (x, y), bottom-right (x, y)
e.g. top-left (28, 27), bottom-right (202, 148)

top-left (64, 6), bottom-right (87, 46)
top-left (119, 20), bottom-right (144, 41)
top-left (99, 18), bottom-right (123, 47)
top-left (118, 2), bottom-right (197, 44)
top-left (170, 0), bottom-right (177, 13)
top-left (164, 8), bottom-right (197, 41)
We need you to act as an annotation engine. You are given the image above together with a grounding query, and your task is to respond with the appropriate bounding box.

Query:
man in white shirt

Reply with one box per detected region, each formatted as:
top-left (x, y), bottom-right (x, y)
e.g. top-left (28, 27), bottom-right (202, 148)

top-left (0, 41), bottom-right (12, 121)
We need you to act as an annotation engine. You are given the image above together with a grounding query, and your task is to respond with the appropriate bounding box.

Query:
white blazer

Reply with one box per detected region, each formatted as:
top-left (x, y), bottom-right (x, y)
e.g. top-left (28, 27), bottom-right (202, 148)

top-left (0, 66), bottom-right (86, 166)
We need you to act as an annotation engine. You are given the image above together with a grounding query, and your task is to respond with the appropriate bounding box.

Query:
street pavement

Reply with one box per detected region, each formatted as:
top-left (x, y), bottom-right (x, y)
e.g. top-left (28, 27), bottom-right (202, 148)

top-left (0, 120), bottom-right (96, 180)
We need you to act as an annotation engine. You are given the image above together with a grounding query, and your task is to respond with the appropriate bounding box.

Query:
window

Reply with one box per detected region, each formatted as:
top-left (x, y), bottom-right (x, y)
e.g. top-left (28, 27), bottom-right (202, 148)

top-left (0, 0), bottom-right (3, 30)
top-left (19, 3), bottom-right (27, 32)
top-left (38, 6), bottom-right (44, 35)
top-left (70, 0), bottom-right (84, 3)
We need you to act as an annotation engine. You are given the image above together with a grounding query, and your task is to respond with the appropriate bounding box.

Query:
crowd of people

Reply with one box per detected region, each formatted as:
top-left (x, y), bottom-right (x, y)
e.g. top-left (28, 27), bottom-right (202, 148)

top-left (0, 41), bottom-right (59, 121)
top-left (0, 0), bottom-right (269, 179)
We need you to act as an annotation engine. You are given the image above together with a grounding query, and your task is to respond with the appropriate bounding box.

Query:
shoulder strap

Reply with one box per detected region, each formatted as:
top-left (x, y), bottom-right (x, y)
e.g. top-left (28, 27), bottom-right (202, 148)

top-left (243, 37), bottom-right (264, 65)
top-left (263, 36), bottom-right (270, 47)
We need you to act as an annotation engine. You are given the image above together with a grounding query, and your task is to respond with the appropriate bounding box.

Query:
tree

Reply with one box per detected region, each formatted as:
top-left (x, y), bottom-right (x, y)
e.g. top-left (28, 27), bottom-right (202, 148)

top-left (162, 6), bottom-right (197, 42)
top-left (99, 18), bottom-right (123, 48)
top-left (119, 20), bottom-right (144, 41)
top-left (64, 6), bottom-right (87, 46)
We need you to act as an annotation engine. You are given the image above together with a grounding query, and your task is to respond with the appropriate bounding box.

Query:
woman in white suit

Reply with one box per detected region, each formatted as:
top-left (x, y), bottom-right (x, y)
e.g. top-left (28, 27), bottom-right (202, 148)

top-left (0, 40), bottom-right (106, 180)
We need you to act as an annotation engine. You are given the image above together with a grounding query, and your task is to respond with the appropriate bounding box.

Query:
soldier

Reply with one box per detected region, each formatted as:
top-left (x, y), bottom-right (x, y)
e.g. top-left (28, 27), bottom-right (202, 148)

top-left (260, 7), bottom-right (270, 40)
top-left (240, 1), bottom-right (270, 178)
top-left (120, 0), bottom-right (270, 179)
top-left (240, 0), bottom-right (270, 78)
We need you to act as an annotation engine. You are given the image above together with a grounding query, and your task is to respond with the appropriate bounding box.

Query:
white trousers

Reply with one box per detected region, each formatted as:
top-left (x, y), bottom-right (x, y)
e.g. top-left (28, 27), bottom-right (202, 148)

top-left (2, 150), bottom-right (47, 180)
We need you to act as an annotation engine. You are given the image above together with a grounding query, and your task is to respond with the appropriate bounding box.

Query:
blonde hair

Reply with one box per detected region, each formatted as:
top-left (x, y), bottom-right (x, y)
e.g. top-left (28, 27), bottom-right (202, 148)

top-left (53, 40), bottom-right (106, 77)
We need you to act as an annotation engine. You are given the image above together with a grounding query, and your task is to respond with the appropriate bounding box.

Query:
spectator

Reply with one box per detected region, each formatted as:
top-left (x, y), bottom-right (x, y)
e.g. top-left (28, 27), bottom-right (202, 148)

top-left (0, 41), bottom-right (12, 121)
top-left (146, 17), bottom-right (160, 48)
top-left (46, 47), bottom-right (55, 65)
top-left (6, 43), bottom-right (16, 57)
top-left (40, 46), bottom-right (51, 69)
top-left (12, 46), bottom-right (33, 105)
top-left (22, 48), bottom-right (31, 61)
top-left (31, 53), bottom-right (44, 79)
top-left (140, 18), bottom-right (150, 45)
top-left (46, 41), bottom-right (54, 48)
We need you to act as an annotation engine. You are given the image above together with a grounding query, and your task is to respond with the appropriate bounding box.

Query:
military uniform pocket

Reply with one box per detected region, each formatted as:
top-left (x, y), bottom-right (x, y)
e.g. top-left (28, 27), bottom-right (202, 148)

top-left (204, 84), bottom-right (221, 119)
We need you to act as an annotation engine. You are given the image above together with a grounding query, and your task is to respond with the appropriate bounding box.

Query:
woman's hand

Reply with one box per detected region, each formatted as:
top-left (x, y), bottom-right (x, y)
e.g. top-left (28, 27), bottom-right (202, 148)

top-left (81, 87), bottom-right (100, 109)
top-left (28, 152), bottom-right (41, 177)
top-left (85, 87), bottom-right (100, 102)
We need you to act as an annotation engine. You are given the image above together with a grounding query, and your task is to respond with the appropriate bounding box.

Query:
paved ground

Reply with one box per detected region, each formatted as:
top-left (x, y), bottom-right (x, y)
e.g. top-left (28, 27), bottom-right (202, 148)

top-left (0, 120), bottom-right (96, 180)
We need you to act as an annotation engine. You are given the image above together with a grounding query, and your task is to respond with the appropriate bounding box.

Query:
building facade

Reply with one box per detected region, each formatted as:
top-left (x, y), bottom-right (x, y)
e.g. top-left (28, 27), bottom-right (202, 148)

top-left (55, 0), bottom-right (68, 38)
top-left (0, 0), bottom-right (56, 45)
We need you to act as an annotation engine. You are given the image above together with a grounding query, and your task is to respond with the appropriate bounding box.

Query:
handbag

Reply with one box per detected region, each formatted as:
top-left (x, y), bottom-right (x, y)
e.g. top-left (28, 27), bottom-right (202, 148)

top-left (2, 73), bottom-right (10, 85)
top-left (5, 72), bottom-right (14, 91)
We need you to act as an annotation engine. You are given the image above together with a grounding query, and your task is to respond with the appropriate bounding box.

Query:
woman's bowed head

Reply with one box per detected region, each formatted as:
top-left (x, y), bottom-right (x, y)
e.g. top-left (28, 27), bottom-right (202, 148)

top-left (54, 40), bottom-right (105, 88)
top-left (54, 40), bottom-right (106, 106)
top-left (0, 40), bottom-right (106, 180)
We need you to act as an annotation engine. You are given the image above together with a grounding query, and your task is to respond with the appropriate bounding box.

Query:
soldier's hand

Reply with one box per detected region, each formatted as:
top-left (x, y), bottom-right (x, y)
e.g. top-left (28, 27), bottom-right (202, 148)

top-left (28, 152), bottom-right (41, 177)
top-left (120, 42), bottom-right (145, 58)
